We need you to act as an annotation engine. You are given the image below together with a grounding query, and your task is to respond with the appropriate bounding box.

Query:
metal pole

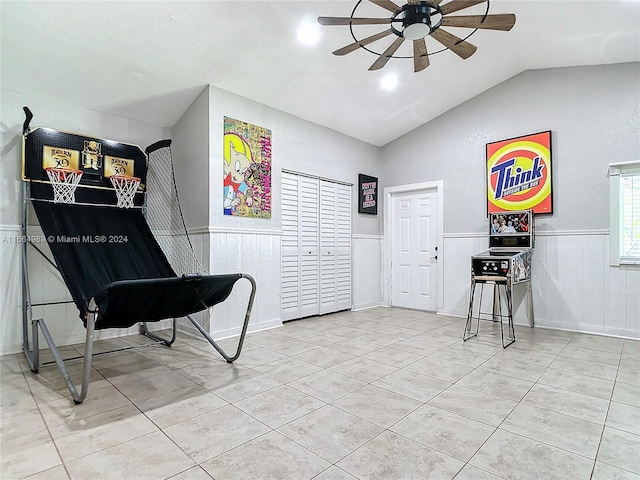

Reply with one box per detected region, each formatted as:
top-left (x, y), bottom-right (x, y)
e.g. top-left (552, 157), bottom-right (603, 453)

top-left (141, 318), bottom-right (177, 346)
top-left (21, 181), bottom-right (39, 371)
top-left (187, 274), bottom-right (257, 363)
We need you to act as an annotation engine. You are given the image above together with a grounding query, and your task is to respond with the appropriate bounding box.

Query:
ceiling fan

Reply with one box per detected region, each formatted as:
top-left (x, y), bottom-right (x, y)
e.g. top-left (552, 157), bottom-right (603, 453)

top-left (318, 0), bottom-right (516, 72)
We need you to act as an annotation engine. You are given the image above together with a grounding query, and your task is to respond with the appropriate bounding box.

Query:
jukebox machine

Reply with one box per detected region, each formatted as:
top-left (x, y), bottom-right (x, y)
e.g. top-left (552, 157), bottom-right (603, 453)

top-left (464, 210), bottom-right (534, 348)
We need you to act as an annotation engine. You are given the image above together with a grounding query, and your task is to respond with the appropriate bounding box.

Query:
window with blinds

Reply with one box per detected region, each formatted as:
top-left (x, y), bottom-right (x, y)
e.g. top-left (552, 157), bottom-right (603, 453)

top-left (610, 162), bottom-right (640, 265)
top-left (620, 172), bottom-right (640, 261)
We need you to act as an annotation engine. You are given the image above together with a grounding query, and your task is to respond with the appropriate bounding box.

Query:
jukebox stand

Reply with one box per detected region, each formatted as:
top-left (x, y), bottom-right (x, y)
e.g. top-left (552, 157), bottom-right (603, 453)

top-left (463, 210), bottom-right (534, 348)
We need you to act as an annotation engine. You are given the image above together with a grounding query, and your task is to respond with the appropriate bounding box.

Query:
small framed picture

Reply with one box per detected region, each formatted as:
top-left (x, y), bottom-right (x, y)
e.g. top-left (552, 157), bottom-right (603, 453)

top-left (358, 174), bottom-right (378, 215)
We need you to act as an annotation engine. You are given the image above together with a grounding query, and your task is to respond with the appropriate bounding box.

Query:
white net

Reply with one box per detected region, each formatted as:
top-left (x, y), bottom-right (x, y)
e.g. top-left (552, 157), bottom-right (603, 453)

top-left (145, 143), bottom-right (209, 333)
top-left (145, 146), bottom-right (206, 276)
top-left (110, 175), bottom-right (141, 209)
top-left (45, 168), bottom-right (83, 204)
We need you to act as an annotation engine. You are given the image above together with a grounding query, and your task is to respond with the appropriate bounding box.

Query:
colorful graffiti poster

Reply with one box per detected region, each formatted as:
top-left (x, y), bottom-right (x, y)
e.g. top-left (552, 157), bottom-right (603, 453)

top-left (223, 117), bottom-right (272, 218)
top-left (486, 130), bottom-right (553, 214)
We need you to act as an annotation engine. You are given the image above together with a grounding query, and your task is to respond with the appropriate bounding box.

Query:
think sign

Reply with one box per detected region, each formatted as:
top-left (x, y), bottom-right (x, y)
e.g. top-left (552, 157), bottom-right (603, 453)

top-left (487, 131), bottom-right (553, 214)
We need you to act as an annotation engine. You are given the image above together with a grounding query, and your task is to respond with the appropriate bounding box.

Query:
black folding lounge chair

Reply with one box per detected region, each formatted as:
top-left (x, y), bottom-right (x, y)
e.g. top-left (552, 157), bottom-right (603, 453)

top-left (20, 110), bottom-right (256, 403)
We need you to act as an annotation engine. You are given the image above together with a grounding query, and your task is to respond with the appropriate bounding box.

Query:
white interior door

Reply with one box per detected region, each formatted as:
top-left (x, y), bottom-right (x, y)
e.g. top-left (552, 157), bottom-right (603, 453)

top-left (391, 190), bottom-right (438, 311)
top-left (281, 172), bottom-right (319, 320)
top-left (334, 182), bottom-right (352, 312)
top-left (319, 180), bottom-right (352, 314)
top-left (282, 172), bottom-right (351, 320)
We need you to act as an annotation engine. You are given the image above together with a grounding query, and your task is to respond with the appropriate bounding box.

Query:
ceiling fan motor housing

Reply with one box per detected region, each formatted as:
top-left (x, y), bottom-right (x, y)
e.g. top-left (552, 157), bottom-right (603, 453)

top-left (400, 2), bottom-right (441, 40)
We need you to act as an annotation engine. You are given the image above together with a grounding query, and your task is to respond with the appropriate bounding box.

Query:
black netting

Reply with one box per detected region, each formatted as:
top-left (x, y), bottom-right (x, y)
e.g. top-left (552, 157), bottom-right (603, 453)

top-left (145, 140), bottom-right (211, 332)
top-left (145, 141), bottom-right (207, 277)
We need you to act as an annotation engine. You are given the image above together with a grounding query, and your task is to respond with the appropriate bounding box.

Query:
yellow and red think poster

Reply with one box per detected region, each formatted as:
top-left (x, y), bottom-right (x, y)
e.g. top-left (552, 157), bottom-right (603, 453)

top-left (486, 131), bottom-right (553, 214)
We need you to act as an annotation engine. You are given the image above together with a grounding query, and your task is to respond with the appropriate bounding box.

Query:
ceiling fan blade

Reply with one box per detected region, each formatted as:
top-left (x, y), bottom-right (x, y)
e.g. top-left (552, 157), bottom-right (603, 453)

top-left (318, 17), bottom-right (392, 26)
top-left (333, 29), bottom-right (394, 56)
top-left (442, 14), bottom-right (516, 31)
top-left (439, 0), bottom-right (486, 16)
top-left (430, 28), bottom-right (477, 59)
top-left (407, 0), bottom-right (421, 4)
top-left (413, 38), bottom-right (430, 72)
top-left (369, 0), bottom-right (402, 13)
top-left (369, 37), bottom-right (405, 70)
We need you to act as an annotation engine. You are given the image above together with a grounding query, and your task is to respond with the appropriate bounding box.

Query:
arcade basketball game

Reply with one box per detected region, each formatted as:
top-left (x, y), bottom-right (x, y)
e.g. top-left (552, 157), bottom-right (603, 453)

top-left (20, 107), bottom-right (256, 403)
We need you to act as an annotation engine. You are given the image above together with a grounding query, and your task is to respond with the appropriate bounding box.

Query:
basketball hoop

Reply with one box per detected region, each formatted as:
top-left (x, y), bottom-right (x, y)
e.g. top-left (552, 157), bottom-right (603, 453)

top-left (110, 175), bottom-right (141, 209)
top-left (45, 167), bottom-right (83, 204)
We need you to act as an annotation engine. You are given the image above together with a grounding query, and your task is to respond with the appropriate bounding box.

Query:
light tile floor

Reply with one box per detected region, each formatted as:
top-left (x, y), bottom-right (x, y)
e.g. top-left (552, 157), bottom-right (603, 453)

top-left (1, 307), bottom-right (639, 479)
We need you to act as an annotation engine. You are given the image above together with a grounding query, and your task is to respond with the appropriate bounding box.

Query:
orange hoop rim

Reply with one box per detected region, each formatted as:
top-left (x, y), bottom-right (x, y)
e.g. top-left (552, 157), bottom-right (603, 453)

top-left (45, 167), bottom-right (83, 175)
top-left (109, 174), bottom-right (141, 182)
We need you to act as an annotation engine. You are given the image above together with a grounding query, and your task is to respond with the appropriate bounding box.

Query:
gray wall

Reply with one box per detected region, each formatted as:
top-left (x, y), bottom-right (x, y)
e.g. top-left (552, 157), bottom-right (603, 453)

top-left (170, 85), bottom-right (386, 326)
top-left (381, 63), bottom-right (640, 234)
top-left (209, 87), bottom-right (381, 234)
top-left (172, 85), bottom-right (383, 235)
top-left (380, 63), bottom-right (640, 337)
top-left (206, 85), bottom-right (383, 236)
top-left (172, 87), bottom-right (211, 230)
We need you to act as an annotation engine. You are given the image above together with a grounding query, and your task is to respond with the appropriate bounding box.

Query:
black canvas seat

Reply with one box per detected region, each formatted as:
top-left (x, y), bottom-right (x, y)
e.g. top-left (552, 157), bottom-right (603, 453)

top-left (93, 275), bottom-right (241, 329)
top-left (32, 202), bottom-right (241, 330)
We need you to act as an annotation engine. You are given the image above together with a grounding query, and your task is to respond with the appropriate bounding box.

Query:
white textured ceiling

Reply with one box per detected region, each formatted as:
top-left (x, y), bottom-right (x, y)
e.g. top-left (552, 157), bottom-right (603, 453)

top-left (2, 0), bottom-right (639, 146)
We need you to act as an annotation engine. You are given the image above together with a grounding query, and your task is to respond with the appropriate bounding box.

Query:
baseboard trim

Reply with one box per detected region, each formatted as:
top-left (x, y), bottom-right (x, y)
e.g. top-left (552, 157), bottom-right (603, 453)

top-left (210, 319), bottom-right (283, 339)
top-left (351, 302), bottom-right (383, 312)
top-left (534, 321), bottom-right (640, 340)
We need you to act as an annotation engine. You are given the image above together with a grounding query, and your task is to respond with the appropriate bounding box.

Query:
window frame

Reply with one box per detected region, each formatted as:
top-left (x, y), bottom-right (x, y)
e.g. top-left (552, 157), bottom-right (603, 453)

top-left (609, 161), bottom-right (640, 266)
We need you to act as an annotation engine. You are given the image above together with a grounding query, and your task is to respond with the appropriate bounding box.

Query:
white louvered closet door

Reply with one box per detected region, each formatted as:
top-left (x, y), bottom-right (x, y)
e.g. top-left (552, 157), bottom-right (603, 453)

top-left (281, 172), bottom-right (319, 321)
top-left (319, 180), bottom-right (352, 315)
top-left (281, 172), bottom-right (351, 321)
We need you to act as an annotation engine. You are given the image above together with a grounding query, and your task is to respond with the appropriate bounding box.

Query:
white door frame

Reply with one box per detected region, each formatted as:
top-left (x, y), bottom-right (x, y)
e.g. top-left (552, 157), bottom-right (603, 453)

top-left (383, 180), bottom-right (444, 310)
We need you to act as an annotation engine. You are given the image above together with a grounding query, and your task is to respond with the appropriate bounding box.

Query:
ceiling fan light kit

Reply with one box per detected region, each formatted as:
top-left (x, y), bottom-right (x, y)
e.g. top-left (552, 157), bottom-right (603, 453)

top-left (402, 3), bottom-right (436, 40)
top-left (318, 0), bottom-right (516, 72)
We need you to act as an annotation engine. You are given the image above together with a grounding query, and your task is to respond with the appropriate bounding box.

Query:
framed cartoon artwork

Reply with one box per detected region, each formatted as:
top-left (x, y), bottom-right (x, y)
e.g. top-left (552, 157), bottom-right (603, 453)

top-left (223, 117), bottom-right (272, 218)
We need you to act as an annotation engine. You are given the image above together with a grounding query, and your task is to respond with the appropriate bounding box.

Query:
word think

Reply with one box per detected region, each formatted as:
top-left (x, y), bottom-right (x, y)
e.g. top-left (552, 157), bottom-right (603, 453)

top-left (491, 157), bottom-right (545, 199)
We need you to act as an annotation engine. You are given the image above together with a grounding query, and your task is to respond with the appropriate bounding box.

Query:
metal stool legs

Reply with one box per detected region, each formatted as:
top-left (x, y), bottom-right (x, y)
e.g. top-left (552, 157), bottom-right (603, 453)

top-left (464, 278), bottom-right (515, 348)
top-left (495, 283), bottom-right (515, 348)
top-left (464, 281), bottom-right (481, 341)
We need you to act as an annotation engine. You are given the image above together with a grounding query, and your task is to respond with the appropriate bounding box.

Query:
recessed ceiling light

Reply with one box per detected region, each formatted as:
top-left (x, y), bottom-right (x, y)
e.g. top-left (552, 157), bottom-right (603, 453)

top-left (380, 73), bottom-right (399, 91)
top-left (297, 21), bottom-right (321, 46)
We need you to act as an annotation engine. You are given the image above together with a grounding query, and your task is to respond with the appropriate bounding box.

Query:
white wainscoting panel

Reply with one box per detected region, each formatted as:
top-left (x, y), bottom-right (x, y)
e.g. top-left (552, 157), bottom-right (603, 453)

top-left (352, 235), bottom-right (382, 311)
top-left (208, 230), bottom-right (282, 338)
top-left (2, 224), bottom-right (285, 355)
top-left (441, 231), bottom-right (640, 338)
top-left (537, 232), bottom-right (639, 337)
top-left (1, 224), bottom-right (24, 354)
top-left (441, 234), bottom-right (488, 318)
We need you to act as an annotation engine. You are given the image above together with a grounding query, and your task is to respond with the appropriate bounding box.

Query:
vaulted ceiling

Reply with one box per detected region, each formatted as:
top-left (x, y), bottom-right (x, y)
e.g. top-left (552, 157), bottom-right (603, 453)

top-left (2, 1), bottom-right (639, 146)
